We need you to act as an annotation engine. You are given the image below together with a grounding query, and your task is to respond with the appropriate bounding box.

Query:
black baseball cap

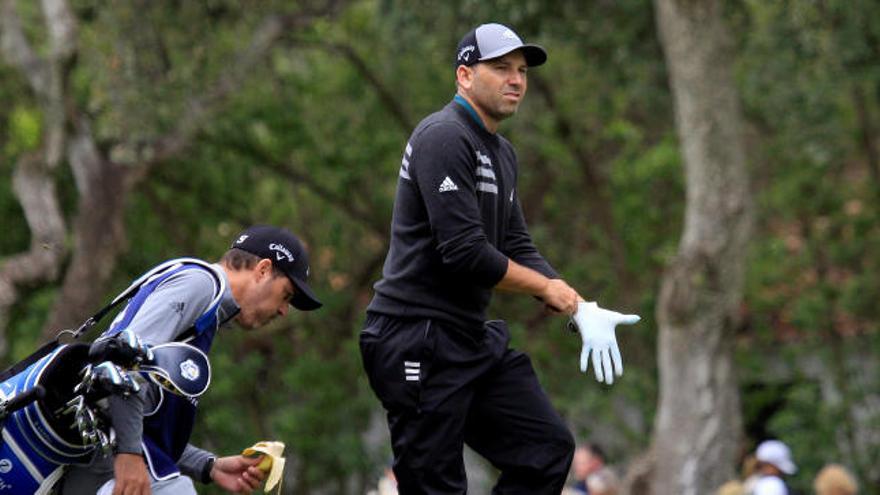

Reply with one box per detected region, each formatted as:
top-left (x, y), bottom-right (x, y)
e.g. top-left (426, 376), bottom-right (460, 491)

top-left (455, 23), bottom-right (547, 68)
top-left (231, 225), bottom-right (322, 311)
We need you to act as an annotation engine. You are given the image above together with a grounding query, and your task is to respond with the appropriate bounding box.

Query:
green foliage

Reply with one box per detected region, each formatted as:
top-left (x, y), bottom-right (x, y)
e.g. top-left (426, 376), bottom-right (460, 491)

top-left (736, 0), bottom-right (880, 490)
top-left (6, 106), bottom-right (42, 155)
top-left (6, 287), bottom-right (56, 361)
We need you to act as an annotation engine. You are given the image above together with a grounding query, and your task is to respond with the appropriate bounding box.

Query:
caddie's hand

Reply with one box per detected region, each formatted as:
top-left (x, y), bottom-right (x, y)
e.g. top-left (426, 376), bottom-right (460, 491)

top-left (212, 455), bottom-right (266, 494)
top-left (571, 301), bottom-right (640, 385)
top-left (112, 453), bottom-right (151, 495)
top-left (540, 279), bottom-right (579, 315)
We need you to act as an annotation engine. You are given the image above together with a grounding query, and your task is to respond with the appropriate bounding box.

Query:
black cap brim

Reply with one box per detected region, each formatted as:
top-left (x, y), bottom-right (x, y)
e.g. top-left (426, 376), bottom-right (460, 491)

top-left (290, 277), bottom-right (322, 311)
top-left (479, 43), bottom-right (547, 67)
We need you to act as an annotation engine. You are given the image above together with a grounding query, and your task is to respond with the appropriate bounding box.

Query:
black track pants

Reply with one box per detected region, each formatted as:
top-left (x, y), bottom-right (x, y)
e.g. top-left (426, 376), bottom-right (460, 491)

top-left (360, 313), bottom-right (575, 495)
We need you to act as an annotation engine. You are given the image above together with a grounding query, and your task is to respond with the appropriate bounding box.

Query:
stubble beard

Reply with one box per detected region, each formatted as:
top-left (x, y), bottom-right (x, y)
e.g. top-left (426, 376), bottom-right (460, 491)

top-left (485, 96), bottom-right (519, 123)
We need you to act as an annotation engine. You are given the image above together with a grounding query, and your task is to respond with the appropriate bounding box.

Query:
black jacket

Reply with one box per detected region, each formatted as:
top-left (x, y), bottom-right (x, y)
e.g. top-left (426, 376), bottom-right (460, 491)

top-left (368, 98), bottom-right (557, 330)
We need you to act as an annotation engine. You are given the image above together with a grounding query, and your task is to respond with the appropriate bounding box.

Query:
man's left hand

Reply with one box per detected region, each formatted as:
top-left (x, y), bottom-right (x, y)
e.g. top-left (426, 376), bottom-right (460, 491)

top-left (211, 455), bottom-right (266, 494)
top-left (111, 453), bottom-right (150, 495)
top-left (571, 301), bottom-right (640, 385)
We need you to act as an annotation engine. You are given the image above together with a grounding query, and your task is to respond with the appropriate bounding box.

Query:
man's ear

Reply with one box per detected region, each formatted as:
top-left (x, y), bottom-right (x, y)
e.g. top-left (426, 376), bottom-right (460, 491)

top-left (456, 65), bottom-right (474, 90)
top-left (255, 258), bottom-right (274, 279)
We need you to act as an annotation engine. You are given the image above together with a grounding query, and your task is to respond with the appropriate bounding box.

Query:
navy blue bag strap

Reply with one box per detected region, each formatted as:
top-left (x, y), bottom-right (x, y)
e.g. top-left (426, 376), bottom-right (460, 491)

top-left (0, 258), bottom-right (222, 381)
top-left (0, 339), bottom-right (61, 382)
top-left (0, 282), bottom-right (137, 382)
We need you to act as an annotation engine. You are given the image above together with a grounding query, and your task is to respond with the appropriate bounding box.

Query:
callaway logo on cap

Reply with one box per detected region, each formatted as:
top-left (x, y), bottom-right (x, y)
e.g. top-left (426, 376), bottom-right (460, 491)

top-left (231, 225), bottom-right (322, 311)
top-left (455, 23), bottom-right (547, 68)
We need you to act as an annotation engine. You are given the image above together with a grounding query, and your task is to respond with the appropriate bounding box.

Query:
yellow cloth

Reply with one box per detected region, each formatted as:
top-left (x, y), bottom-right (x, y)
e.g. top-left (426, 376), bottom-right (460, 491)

top-left (242, 441), bottom-right (286, 494)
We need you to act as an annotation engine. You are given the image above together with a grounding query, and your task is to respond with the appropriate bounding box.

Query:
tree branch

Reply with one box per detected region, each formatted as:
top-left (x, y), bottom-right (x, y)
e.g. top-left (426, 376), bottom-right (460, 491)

top-left (137, 3), bottom-right (349, 171)
top-left (326, 41), bottom-right (414, 132)
top-left (283, 38), bottom-right (414, 133)
top-left (41, 0), bottom-right (77, 59)
top-left (232, 140), bottom-right (389, 238)
top-left (40, 0), bottom-right (78, 167)
top-left (0, 152), bottom-right (67, 356)
top-left (0, 0), bottom-right (50, 96)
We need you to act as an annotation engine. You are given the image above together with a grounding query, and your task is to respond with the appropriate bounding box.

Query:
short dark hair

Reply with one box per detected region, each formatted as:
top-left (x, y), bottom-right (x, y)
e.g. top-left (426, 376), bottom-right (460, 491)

top-left (220, 248), bottom-right (285, 278)
top-left (585, 442), bottom-right (606, 462)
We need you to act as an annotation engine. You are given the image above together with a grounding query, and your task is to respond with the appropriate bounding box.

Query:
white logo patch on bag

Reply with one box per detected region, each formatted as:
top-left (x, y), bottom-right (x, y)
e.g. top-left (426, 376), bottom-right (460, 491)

top-left (180, 359), bottom-right (200, 381)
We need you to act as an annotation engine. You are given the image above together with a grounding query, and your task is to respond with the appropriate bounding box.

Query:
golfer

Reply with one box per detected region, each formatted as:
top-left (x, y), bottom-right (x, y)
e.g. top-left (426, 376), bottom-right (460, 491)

top-left (362, 23), bottom-right (588, 494)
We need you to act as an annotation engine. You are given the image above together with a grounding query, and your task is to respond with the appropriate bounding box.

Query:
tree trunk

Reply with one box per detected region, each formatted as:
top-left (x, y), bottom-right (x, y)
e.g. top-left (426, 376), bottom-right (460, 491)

top-left (0, 0), bottom-right (76, 352)
top-left (40, 124), bottom-right (130, 337)
top-left (647, 1), bottom-right (753, 494)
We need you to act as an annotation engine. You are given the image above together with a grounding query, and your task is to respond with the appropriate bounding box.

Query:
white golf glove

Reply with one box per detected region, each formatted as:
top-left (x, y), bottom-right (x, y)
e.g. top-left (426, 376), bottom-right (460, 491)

top-left (570, 301), bottom-right (640, 385)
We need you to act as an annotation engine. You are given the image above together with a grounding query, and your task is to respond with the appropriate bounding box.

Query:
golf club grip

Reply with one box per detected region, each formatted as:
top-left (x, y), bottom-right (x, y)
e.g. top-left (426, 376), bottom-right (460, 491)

top-left (3, 384), bottom-right (46, 414)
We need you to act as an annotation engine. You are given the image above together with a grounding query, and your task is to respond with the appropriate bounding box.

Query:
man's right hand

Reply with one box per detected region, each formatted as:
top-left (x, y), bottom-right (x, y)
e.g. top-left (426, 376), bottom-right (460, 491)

top-left (112, 453), bottom-right (151, 495)
top-left (540, 279), bottom-right (579, 315)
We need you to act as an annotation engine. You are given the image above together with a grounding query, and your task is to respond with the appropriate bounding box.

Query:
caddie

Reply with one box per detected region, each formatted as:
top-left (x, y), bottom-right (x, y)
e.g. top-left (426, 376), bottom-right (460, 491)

top-left (60, 225), bottom-right (322, 495)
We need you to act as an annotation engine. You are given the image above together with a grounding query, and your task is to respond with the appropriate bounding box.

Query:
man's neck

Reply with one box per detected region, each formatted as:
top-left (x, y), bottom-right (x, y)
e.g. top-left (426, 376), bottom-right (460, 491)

top-left (218, 263), bottom-right (243, 303)
top-left (454, 92), bottom-right (498, 133)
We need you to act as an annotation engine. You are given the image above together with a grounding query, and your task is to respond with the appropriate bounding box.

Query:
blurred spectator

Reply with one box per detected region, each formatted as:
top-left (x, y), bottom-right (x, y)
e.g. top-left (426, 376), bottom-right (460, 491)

top-left (568, 443), bottom-right (607, 494)
top-left (586, 466), bottom-right (620, 495)
top-left (751, 440), bottom-right (797, 495)
top-left (741, 453), bottom-right (760, 494)
top-left (717, 480), bottom-right (746, 495)
top-left (366, 465), bottom-right (397, 495)
top-left (813, 464), bottom-right (858, 495)
top-left (715, 451), bottom-right (754, 495)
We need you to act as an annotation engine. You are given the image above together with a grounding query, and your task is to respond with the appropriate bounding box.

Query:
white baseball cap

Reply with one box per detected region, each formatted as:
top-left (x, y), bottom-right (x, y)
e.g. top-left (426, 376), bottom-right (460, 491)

top-left (455, 23), bottom-right (547, 68)
top-left (756, 440), bottom-right (797, 475)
